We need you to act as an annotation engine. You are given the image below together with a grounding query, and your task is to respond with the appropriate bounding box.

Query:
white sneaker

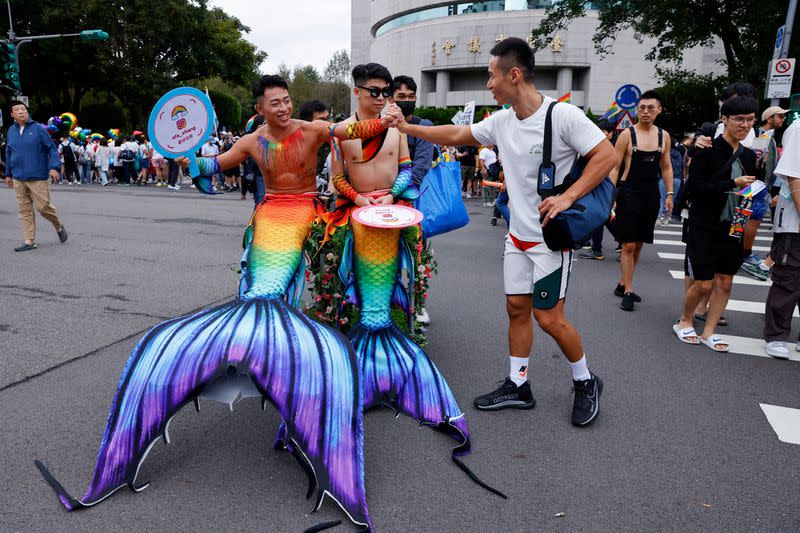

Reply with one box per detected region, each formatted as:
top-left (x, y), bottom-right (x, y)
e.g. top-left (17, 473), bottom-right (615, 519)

top-left (765, 341), bottom-right (790, 359)
top-left (415, 308), bottom-right (431, 325)
top-left (167, 185), bottom-right (179, 190)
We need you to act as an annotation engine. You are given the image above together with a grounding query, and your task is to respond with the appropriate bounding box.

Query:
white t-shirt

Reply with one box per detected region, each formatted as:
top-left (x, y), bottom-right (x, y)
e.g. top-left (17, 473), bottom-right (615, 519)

top-left (479, 147), bottom-right (498, 169)
top-left (201, 142), bottom-right (219, 157)
top-left (774, 121), bottom-right (800, 234)
top-left (471, 96), bottom-right (606, 241)
top-left (715, 122), bottom-right (755, 148)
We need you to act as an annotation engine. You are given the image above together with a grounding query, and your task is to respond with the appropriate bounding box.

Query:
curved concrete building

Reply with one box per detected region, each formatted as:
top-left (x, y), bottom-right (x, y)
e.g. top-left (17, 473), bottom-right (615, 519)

top-left (352, 1), bottom-right (724, 112)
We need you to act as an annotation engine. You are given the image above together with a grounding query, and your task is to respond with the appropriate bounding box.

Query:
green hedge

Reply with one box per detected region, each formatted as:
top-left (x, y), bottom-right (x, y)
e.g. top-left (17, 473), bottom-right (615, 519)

top-left (208, 89), bottom-right (243, 131)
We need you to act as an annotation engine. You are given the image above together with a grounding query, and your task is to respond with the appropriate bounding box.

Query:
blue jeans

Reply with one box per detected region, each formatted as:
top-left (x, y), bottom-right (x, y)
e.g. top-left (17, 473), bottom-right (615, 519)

top-left (495, 190), bottom-right (510, 227)
top-left (659, 177), bottom-right (683, 219)
top-left (81, 162), bottom-right (92, 183)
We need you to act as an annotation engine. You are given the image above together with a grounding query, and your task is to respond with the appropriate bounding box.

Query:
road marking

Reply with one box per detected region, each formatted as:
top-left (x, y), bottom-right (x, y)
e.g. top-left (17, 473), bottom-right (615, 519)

top-left (655, 240), bottom-right (770, 252)
top-left (654, 229), bottom-right (771, 242)
top-left (725, 299), bottom-right (799, 317)
top-left (760, 404), bottom-right (800, 445)
top-left (709, 333), bottom-right (800, 360)
top-left (668, 270), bottom-right (771, 286)
top-left (658, 252), bottom-right (684, 260)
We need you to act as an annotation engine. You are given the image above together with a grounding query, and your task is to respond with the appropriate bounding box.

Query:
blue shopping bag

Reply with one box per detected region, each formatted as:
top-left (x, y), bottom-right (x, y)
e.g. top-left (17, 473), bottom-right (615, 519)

top-left (414, 147), bottom-right (470, 238)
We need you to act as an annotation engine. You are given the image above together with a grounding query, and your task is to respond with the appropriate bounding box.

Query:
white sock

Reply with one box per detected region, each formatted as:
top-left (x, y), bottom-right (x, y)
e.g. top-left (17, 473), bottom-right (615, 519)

top-left (509, 356), bottom-right (530, 386)
top-left (569, 355), bottom-right (591, 381)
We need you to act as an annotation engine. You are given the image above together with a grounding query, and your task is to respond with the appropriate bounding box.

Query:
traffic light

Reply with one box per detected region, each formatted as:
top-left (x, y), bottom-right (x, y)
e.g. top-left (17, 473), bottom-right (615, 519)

top-left (80, 30), bottom-right (108, 41)
top-left (0, 42), bottom-right (20, 91)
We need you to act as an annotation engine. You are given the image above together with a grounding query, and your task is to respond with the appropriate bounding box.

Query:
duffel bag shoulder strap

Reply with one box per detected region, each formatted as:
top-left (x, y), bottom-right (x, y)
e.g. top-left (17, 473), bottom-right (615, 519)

top-left (537, 101), bottom-right (559, 199)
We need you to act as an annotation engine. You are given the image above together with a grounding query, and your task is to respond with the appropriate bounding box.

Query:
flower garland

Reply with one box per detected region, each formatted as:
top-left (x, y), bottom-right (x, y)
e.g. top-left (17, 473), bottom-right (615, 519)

top-left (303, 220), bottom-right (437, 347)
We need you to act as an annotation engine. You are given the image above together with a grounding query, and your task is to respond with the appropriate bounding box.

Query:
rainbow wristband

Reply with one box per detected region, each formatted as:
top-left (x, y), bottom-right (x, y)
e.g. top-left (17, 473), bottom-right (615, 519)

top-left (197, 157), bottom-right (220, 177)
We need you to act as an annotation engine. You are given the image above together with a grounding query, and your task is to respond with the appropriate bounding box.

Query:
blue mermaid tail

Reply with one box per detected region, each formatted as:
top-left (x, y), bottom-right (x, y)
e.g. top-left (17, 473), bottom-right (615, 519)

top-left (36, 195), bottom-right (373, 530)
top-left (342, 220), bottom-right (505, 498)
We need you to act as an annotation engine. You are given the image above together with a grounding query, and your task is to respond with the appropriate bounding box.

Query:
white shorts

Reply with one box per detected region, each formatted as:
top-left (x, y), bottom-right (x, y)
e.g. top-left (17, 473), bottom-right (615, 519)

top-left (503, 236), bottom-right (572, 309)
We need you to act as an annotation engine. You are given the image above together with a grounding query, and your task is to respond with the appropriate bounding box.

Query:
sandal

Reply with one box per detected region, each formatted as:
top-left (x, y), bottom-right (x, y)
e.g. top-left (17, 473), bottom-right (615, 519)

top-left (699, 335), bottom-right (729, 352)
top-left (673, 323), bottom-right (700, 345)
top-left (694, 313), bottom-right (728, 327)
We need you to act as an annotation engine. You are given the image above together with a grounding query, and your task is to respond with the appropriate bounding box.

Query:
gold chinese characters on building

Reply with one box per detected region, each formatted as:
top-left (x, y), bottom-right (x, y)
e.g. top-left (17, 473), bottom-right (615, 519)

top-left (442, 40), bottom-right (455, 55)
top-left (549, 34), bottom-right (564, 53)
top-left (495, 34), bottom-right (506, 43)
top-left (467, 37), bottom-right (481, 53)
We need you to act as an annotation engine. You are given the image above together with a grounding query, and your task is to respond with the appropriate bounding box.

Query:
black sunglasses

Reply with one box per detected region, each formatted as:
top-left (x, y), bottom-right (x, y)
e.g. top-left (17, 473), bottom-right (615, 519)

top-left (357, 85), bottom-right (392, 98)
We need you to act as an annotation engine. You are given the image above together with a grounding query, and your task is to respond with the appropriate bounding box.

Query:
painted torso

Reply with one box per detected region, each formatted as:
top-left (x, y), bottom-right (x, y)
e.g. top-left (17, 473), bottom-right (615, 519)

top-left (253, 122), bottom-right (320, 194)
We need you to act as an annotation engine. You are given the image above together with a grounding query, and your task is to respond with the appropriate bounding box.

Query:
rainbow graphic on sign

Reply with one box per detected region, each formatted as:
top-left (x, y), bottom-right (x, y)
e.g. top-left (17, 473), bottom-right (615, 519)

top-left (171, 105), bottom-right (188, 130)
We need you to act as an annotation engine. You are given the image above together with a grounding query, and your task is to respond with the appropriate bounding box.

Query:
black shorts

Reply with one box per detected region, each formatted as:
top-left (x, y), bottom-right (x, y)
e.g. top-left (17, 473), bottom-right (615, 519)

top-left (684, 226), bottom-right (744, 281)
top-left (224, 165), bottom-right (241, 177)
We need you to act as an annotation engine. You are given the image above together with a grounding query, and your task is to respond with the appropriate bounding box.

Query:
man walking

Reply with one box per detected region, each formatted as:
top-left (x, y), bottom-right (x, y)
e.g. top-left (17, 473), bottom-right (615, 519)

top-left (397, 37), bottom-right (616, 426)
top-left (674, 96), bottom-right (758, 351)
top-left (610, 91), bottom-right (673, 311)
top-left (5, 100), bottom-right (68, 251)
top-left (763, 112), bottom-right (800, 359)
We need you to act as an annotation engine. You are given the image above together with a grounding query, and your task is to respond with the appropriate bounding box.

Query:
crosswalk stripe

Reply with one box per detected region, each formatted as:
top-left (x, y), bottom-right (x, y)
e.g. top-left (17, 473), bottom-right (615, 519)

top-left (714, 333), bottom-right (798, 360)
top-left (654, 229), bottom-right (772, 242)
top-left (760, 404), bottom-right (800, 445)
top-left (658, 225), bottom-right (773, 235)
top-left (669, 270), bottom-right (771, 286)
top-left (654, 240), bottom-right (770, 252)
top-left (658, 252), bottom-right (684, 260)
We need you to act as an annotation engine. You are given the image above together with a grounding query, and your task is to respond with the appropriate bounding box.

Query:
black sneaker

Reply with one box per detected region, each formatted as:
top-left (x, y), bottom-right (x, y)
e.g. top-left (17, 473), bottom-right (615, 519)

top-left (474, 378), bottom-right (536, 411)
top-left (57, 224), bottom-right (68, 243)
top-left (571, 373), bottom-right (603, 427)
top-left (579, 249), bottom-right (604, 260)
top-left (14, 242), bottom-right (37, 252)
top-left (620, 292), bottom-right (635, 311)
top-left (613, 284), bottom-right (641, 302)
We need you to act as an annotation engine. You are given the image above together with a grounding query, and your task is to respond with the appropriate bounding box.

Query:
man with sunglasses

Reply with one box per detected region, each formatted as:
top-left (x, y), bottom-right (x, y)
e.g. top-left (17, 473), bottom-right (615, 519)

top-left (609, 90), bottom-right (674, 311)
top-left (331, 63), bottom-right (411, 207)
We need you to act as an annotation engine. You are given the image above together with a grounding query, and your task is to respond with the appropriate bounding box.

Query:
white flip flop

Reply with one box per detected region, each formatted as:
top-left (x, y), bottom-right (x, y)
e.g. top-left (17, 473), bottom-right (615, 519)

top-left (673, 323), bottom-right (700, 345)
top-left (699, 334), bottom-right (729, 352)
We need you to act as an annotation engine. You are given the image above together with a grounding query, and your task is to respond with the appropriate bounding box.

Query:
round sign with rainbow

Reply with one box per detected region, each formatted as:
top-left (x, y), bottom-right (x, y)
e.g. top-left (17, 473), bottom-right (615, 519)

top-left (147, 87), bottom-right (214, 177)
top-left (352, 205), bottom-right (423, 229)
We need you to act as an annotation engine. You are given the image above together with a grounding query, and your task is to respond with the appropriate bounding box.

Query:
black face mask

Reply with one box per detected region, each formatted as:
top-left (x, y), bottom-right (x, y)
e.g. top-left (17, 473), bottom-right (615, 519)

top-left (396, 100), bottom-right (416, 117)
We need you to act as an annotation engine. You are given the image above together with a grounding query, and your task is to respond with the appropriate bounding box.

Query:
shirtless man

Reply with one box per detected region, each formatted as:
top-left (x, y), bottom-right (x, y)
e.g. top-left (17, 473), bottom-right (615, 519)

top-left (609, 90), bottom-right (673, 312)
top-left (179, 74), bottom-right (397, 199)
top-left (330, 63), bottom-right (411, 205)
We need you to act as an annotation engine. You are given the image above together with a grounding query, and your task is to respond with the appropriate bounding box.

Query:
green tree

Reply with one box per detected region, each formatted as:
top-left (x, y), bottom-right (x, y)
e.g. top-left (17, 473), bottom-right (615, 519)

top-left (207, 89), bottom-right (242, 131)
top-left (2, 0), bottom-right (265, 128)
top-left (529, 0), bottom-right (799, 89)
top-left (655, 70), bottom-right (727, 135)
top-left (323, 49), bottom-right (351, 84)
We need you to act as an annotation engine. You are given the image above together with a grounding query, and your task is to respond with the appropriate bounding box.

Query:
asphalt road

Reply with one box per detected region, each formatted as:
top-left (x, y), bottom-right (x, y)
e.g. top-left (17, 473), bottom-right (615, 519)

top-left (1, 183), bottom-right (798, 532)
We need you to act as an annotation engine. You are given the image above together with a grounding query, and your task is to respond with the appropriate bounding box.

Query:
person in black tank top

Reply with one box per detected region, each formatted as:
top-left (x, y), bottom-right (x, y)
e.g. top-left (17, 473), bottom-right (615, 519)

top-left (609, 91), bottom-right (674, 311)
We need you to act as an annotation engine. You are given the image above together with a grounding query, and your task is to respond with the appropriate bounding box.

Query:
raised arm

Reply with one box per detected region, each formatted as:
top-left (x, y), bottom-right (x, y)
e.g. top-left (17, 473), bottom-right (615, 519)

top-left (399, 121), bottom-right (478, 147)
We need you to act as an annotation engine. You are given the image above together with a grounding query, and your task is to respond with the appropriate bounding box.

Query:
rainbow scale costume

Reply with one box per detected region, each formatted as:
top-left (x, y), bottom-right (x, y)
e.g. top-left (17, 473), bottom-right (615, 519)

top-left (36, 144), bottom-right (378, 529)
top-left (328, 165), bottom-right (504, 498)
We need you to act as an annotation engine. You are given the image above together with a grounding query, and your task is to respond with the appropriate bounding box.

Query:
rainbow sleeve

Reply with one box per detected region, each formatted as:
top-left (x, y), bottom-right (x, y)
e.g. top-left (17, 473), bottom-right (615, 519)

top-left (197, 157), bottom-right (220, 176)
top-left (344, 119), bottom-right (386, 140)
top-left (390, 157), bottom-right (412, 199)
top-left (332, 173), bottom-right (359, 202)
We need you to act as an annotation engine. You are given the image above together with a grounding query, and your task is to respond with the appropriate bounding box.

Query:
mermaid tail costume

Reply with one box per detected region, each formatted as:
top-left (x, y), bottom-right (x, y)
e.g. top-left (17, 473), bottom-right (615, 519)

top-left (35, 191), bottom-right (373, 527)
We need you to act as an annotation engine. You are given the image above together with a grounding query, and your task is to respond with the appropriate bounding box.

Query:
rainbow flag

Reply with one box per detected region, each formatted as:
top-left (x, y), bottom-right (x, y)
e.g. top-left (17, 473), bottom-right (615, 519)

top-left (557, 92), bottom-right (571, 103)
top-left (736, 181), bottom-right (766, 198)
top-left (484, 109), bottom-right (490, 120)
top-left (600, 101), bottom-right (624, 120)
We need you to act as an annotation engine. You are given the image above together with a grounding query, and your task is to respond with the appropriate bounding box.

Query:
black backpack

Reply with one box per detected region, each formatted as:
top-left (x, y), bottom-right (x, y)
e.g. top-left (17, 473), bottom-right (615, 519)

top-left (120, 147), bottom-right (135, 162)
top-left (62, 142), bottom-right (76, 163)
